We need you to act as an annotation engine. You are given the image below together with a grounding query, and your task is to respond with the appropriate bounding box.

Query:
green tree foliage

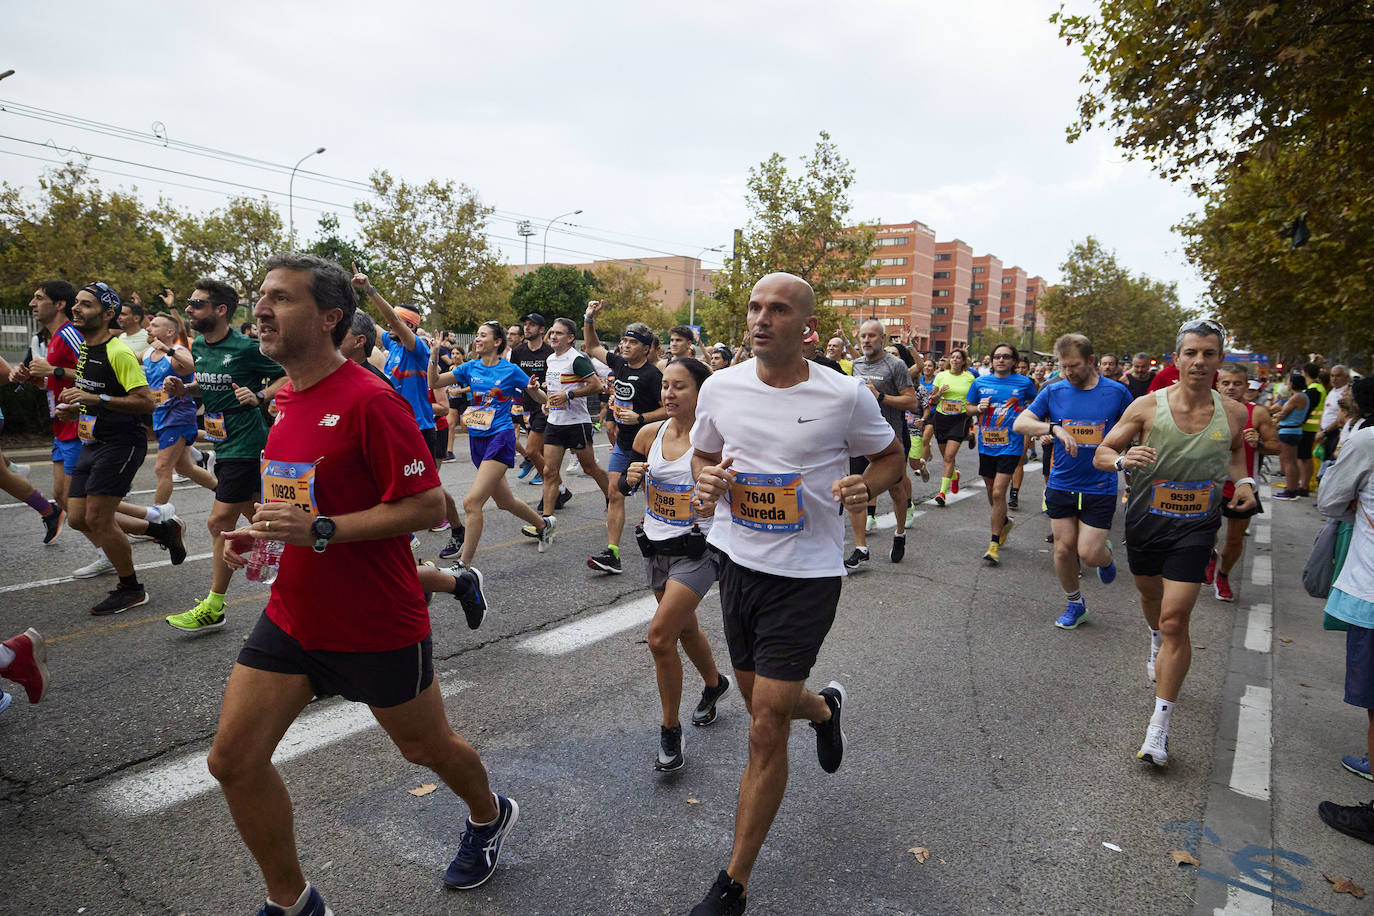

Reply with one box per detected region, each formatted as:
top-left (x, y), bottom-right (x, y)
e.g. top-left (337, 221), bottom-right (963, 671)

top-left (588, 262), bottom-right (664, 337)
top-left (710, 132), bottom-right (876, 345)
top-left (0, 162), bottom-right (171, 307)
top-left (166, 195), bottom-right (287, 298)
top-left (509, 264), bottom-right (598, 324)
top-left (355, 170), bottom-right (509, 330)
top-left (306, 212), bottom-right (371, 272)
top-left (1040, 237), bottom-right (1194, 358)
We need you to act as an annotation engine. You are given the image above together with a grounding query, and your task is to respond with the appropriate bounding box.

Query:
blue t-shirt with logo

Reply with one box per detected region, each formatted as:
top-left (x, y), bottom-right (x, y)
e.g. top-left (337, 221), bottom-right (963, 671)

top-left (382, 332), bottom-right (435, 431)
top-left (1027, 376), bottom-right (1134, 494)
top-left (449, 359), bottom-right (530, 438)
top-left (142, 347), bottom-right (197, 431)
top-left (968, 372), bottom-right (1039, 456)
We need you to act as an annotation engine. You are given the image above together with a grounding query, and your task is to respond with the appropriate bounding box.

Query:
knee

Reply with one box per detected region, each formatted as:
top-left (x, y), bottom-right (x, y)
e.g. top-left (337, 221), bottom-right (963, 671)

top-left (395, 734), bottom-right (453, 770)
top-left (647, 623), bottom-right (678, 658)
top-left (1157, 614), bottom-right (1189, 641)
top-left (462, 495), bottom-right (484, 517)
top-left (747, 707), bottom-right (791, 752)
top-left (207, 516), bottom-right (233, 539)
top-left (69, 511), bottom-right (90, 533)
top-left (207, 740), bottom-right (259, 786)
top-left (1053, 542), bottom-right (1074, 564)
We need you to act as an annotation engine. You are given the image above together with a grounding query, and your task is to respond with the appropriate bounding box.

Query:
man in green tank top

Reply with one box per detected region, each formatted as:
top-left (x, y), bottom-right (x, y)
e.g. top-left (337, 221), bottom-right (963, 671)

top-left (1095, 319), bottom-right (1256, 769)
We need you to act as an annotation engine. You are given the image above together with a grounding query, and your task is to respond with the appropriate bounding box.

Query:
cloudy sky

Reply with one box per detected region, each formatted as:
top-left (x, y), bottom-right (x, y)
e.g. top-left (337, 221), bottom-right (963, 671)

top-left (2, 0), bottom-right (1205, 307)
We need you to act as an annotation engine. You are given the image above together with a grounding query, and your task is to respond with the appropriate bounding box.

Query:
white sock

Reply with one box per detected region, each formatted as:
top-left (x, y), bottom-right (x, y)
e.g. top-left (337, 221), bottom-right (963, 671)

top-left (1151, 629), bottom-right (1162, 649)
top-left (189, 446), bottom-right (204, 462)
top-left (267, 883), bottom-right (313, 916)
top-left (1152, 697), bottom-right (1173, 729)
top-left (0, 644), bottom-right (15, 668)
top-left (145, 505), bottom-right (162, 524)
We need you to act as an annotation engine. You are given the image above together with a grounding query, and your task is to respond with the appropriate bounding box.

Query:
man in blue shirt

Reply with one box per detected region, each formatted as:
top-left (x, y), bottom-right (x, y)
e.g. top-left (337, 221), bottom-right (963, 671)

top-left (1014, 333), bottom-right (1134, 629)
top-left (967, 343), bottom-right (1038, 567)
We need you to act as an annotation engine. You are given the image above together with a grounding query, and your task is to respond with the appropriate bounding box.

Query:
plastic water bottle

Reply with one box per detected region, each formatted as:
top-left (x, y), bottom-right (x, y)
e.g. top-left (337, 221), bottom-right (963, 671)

top-left (246, 538), bottom-right (284, 584)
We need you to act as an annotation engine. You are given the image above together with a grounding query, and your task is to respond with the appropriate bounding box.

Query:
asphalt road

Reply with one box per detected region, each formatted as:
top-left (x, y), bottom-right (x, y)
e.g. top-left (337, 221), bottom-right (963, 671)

top-left (2, 439), bottom-right (1370, 915)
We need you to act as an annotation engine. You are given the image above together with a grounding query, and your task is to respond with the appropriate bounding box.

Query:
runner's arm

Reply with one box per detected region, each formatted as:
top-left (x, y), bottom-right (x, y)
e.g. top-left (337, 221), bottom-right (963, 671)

top-left (1094, 399), bottom-right (1153, 470)
top-left (428, 347), bottom-right (457, 389)
top-left (1252, 405), bottom-right (1280, 455)
top-left (581, 302), bottom-right (609, 363)
top-left (251, 485), bottom-right (446, 546)
top-left (860, 438), bottom-right (904, 496)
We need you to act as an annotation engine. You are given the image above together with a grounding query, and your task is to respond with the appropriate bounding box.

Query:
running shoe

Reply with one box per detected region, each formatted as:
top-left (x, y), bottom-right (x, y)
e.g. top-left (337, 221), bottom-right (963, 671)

top-left (256, 885), bottom-right (333, 916)
top-left (934, 492), bottom-right (946, 507)
top-left (890, 533), bottom-right (906, 564)
top-left (1271, 489), bottom-right (1299, 500)
top-left (1098, 540), bottom-right (1117, 585)
top-left (517, 458), bottom-right (534, 480)
top-left (1203, 551), bottom-right (1218, 585)
top-left (1137, 722), bottom-right (1169, 767)
top-left (453, 566), bottom-right (488, 630)
top-left (0, 690), bottom-right (10, 717)
top-left (439, 535), bottom-right (464, 560)
top-left (445, 450), bottom-right (456, 461)
top-left (537, 515), bottom-right (556, 553)
top-left (1148, 639), bottom-right (1160, 683)
top-left (1000, 518), bottom-right (1015, 546)
top-left (587, 548), bottom-right (622, 574)
top-left (528, 473), bottom-right (543, 487)
top-left (42, 504), bottom-right (65, 544)
top-left (443, 794), bottom-right (520, 889)
top-left (811, 681), bottom-right (847, 773)
top-left (1342, 754), bottom-right (1373, 781)
top-left (918, 461), bottom-right (930, 482)
top-left (951, 470), bottom-right (960, 494)
top-left (655, 724), bottom-right (685, 772)
top-left (410, 533), bottom-right (420, 553)
top-left (1007, 492), bottom-right (1019, 510)
top-left (1055, 599), bottom-right (1088, 630)
top-left (166, 598), bottom-right (226, 632)
top-left (154, 517), bottom-right (187, 565)
top-left (555, 486), bottom-right (573, 510)
top-left (1045, 532), bottom-right (1054, 543)
top-left (1318, 800), bottom-right (1374, 845)
top-left (690, 870), bottom-right (746, 916)
top-left (195, 450), bottom-right (211, 471)
top-left (692, 674), bottom-right (731, 727)
top-left (844, 547), bottom-right (869, 570)
top-left (91, 584), bottom-right (149, 616)
top-left (905, 504), bottom-right (918, 527)
top-left (865, 514), bottom-right (878, 533)
top-left (1214, 573), bottom-right (1235, 602)
top-left (72, 554), bottom-right (115, 578)
top-left (8, 461), bottom-right (29, 475)
top-left (431, 519), bottom-right (451, 533)
top-left (982, 541), bottom-right (1000, 566)
top-left (1, 628), bottom-right (49, 703)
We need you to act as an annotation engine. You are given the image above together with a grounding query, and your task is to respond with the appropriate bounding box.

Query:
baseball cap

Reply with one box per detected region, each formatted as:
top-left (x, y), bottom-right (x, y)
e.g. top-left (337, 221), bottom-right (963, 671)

top-left (522, 312), bottom-right (547, 328)
top-left (82, 281), bottom-right (122, 313)
top-left (393, 306), bottom-right (422, 329)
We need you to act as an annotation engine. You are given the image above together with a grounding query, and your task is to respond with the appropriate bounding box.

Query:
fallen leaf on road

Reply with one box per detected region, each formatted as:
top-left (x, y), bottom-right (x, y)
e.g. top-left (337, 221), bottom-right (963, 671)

top-left (1325, 874), bottom-right (1365, 898)
top-left (1279, 637), bottom-right (1292, 644)
top-left (687, 798), bottom-right (700, 805)
top-left (1102, 842), bottom-right (1123, 853)
top-left (1300, 682), bottom-right (1312, 688)
top-left (1193, 645), bottom-right (1205, 650)
top-left (908, 846), bottom-right (930, 863)
top-left (408, 784), bottom-right (437, 797)
top-left (1168, 850), bottom-right (1199, 867)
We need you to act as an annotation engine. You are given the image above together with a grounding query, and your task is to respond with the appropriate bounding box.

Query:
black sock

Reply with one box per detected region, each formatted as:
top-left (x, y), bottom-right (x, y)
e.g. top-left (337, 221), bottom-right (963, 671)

top-left (867, 506), bottom-right (876, 518)
top-left (990, 533), bottom-right (1000, 544)
top-left (1010, 487), bottom-right (1019, 498)
top-left (119, 574), bottom-right (140, 589)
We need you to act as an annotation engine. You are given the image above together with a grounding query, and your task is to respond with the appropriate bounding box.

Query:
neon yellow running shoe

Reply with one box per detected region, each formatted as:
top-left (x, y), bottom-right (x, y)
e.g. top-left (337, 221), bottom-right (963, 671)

top-left (166, 599), bottom-right (226, 632)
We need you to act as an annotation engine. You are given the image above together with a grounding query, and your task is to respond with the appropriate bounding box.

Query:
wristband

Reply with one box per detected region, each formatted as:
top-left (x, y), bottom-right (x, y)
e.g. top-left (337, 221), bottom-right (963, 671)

top-left (365, 286), bottom-right (378, 297)
top-left (617, 474), bottom-right (636, 497)
top-left (1114, 455), bottom-right (1126, 472)
top-left (256, 390), bottom-right (266, 403)
top-left (1236, 476), bottom-right (1256, 490)
top-left (584, 316), bottom-right (594, 323)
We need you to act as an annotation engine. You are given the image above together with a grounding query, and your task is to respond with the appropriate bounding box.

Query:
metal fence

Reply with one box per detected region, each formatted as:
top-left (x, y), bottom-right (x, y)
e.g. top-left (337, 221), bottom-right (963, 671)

top-left (0, 309), bottom-right (35, 354)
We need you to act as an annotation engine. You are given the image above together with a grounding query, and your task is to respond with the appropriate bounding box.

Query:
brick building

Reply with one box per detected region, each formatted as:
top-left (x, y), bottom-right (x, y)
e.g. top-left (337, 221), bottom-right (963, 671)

top-left (514, 255), bottom-right (714, 316)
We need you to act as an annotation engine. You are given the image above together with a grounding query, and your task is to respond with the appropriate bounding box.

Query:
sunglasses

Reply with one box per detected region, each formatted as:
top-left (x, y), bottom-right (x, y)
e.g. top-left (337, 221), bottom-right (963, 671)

top-left (184, 299), bottom-right (215, 310)
top-left (1179, 318), bottom-right (1227, 338)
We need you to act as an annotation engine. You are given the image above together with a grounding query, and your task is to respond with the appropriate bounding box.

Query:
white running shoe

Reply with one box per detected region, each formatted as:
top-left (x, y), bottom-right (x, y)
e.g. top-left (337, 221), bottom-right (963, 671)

top-left (905, 505), bottom-right (918, 527)
top-left (1137, 723), bottom-right (1169, 767)
top-left (73, 554), bottom-right (115, 578)
top-left (865, 515), bottom-right (878, 532)
top-left (537, 515), bottom-right (557, 554)
top-left (172, 473), bottom-right (188, 483)
top-left (156, 502), bottom-right (177, 523)
top-left (1147, 640), bottom-right (1160, 683)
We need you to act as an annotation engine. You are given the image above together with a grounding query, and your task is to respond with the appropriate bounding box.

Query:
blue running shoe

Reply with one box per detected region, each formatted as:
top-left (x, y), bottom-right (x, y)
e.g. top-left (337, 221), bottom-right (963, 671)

top-left (0, 689), bottom-right (11, 716)
top-left (1055, 600), bottom-right (1088, 629)
top-left (1098, 539), bottom-right (1117, 585)
top-left (529, 474), bottom-right (543, 487)
top-left (1343, 753), bottom-right (1373, 781)
top-left (255, 884), bottom-right (332, 916)
top-left (517, 458), bottom-right (534, 480)
top-left (445, 794), bottom-right (520, 890)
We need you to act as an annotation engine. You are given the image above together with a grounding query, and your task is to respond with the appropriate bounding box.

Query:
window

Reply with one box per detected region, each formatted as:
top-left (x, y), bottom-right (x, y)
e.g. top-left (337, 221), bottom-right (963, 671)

top-left (826, 298), bottom-right (860, 308)
top-left (971, 314), bottom-right (982, 323)
top-left (932, 289), bottom-right (950, 298)
top-left (932, 306), bottom-right (948, 315)
top-left (866, 296), bottom-right (906, 306)
top-left (1000, 306), bottom-right (1011, 313)
top-left (872, 277), bottom-right (906, 287)
top-left (867, 256), bottom-right (908, 267)
top-left (934, 252), bottom-right (951, 262)
top-left (1001, 292), bottom-right (1012, 299)
top-left (931, 324), bottom-right (947, 333)
top-left (1002, 277), bottom-right (1013, 285)
top-left (973, 282), bottom-right (984, 290)
top-left (969, 298), bottom-right (983, 306)
top-left (972, 266), bottom-right (985, 274)
top-left (933, 270), bottom-right (950, 279)
top-left (875, 237), bottom-right (909, 247)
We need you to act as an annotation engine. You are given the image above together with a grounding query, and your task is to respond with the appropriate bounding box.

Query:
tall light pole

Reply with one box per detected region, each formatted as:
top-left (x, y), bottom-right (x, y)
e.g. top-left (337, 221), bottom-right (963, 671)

top-left (517, 220), bottom-right (536, 272)
top-left (288, 146), bottom-right (326, 245)
top-left (542, 209), bottom-right (582, 264)
top-left (688, 245), bottom-right (723, 327)
top-left (0, 69), bottom-right (15, 82)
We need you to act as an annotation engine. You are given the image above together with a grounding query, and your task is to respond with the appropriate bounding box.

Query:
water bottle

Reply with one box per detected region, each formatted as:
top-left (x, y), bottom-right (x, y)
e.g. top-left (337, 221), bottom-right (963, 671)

top-left (246, 537), bottom-right (284, 584)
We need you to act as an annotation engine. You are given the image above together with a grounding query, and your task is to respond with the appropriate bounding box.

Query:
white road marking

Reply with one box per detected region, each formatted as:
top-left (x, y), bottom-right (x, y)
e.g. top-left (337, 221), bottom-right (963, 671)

top-left (870, 510), bottom-right (925, 531)
top-left (1023, 461), bottom-right (1042, 473)
top-left (1253, 523), bottom-right (1270, 545)
top-left (943, 480), bottom-right (985, 505)
top-left (1244, 603), bottom-right (1272, 654)
top-left (1228, 684), bottom-right (1272, 801)
top-left (517, 594), bottom-right (659, 656)
top-left (98, 676), bottom-right (473, 816)
top-left (0, 482), bottom-right (201, 509)
top-left (1249, 554), bottom-right (1272, 587)
top-left (0, 552), bottom-right (215, 595)
top-left (1213, 884), bottom-right (1272, 915)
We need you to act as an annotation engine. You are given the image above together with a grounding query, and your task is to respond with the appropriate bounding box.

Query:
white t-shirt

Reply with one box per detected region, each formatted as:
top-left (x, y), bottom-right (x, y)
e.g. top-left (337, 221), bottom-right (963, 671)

top-left (691, 361), bottom-right (896, 578)
top-left (545, 347), bottom-right (596, 426)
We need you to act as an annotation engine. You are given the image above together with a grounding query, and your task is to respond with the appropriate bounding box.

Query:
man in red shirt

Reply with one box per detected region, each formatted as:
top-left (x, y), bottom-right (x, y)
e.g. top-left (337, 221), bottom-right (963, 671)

top-left (209, 254), bottom-right (516, 916)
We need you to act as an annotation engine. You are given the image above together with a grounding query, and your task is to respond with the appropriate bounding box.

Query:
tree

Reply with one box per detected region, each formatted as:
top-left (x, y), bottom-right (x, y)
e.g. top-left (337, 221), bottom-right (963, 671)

top-left (0, 162), bottom-right (172, 308)
top-left (588, 262), bottom-right (664, 335)
top-left (306, 212), bottom-right (371, 272)
top-left (354, 170), bottom-right (509, 330)
top-left (710, 132), bottom-right (876, 344)
top-left (167, 195), bottom-right (287, 299)
top-left (509, 264), bottom-right (597, 324)
top-left (1040, 237), bottom-right (1195, 358)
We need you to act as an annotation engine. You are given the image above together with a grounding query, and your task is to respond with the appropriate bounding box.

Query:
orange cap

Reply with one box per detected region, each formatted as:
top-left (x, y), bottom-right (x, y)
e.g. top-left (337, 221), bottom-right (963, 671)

top-left (393, 307), bottom-right (422, 328)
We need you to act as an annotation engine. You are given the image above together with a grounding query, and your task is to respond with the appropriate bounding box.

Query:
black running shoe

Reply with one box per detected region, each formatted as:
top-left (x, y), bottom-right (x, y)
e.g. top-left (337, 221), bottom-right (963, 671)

top-left (453, 567), bottom-right (488, 629)
top-left (42, 505), bottom-right (65, 544)
top-left (811, 681), bottom-right (847, 773)
top-left (692, 674), bottom-right (731, 726)
top-left (195, 449), bottom-right (211, 471)
top-left (91, 584), bottom-right (149, 616)
top-left (586, 548), bottom-right (622, 574)
top-left (1319, 799), bottom-right (1374, 845)
top-left (690, 870), bottom-right (746, 916)
top-left (843, 548), bottom-right (869, 570)
top-left (155, 517), bottom-right (187, 565)
top-left (555, 487), bottom-right (573, 510)
top-left (890, 534), bottom-right (906, 564)
top-left (655, 724), bottom-right (684, 772)
top-left (1007, 492), bottom-right (1019, 510)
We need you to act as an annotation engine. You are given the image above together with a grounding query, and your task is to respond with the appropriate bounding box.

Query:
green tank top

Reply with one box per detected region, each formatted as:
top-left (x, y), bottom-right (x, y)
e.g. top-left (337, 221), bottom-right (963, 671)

top-left (1125, 388), bottom-right (1232, 550)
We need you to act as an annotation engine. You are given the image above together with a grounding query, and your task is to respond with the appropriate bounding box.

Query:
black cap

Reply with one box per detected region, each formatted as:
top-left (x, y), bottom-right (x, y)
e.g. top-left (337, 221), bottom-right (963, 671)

top-left (522, 312), bottom-right (547, 328)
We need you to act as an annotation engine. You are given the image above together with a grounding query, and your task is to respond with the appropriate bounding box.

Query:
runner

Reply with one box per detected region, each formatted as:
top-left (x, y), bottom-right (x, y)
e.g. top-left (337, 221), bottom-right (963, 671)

top-left (927, 348), bottom-right (977, 506)
top-left (845, 319), bottom-right (918, 567)
top-left (208, 254), bottom-right (516, 916)
top-left (657, 324), bottom-right (701, 370)
top-left (164, 278), bottom-right (287, 633)
top-left (0, 356), bottom-right (64, 543)
top-left (1206, 364), bottom-right (1278, 601)
top-left (0, 628), bottom-right (49, 717)
top-left (620, 357), bottom-right (730, 771)
top-left (1013, 333), bottom-right (1133, 628)
top-left (687, 272), bottom-right (901, 915)
top-left (1125, 352), bottom-right (1156, 399)
top-left (534, 317), bottom-right (609, 530)
top-left (1299, 362), bottom-right (1328, 496)
top-left (60, 283), bottom-right (186, 615)
top-left (1271, 371), bottom-right (1311, 500)
top-left (15, 280), bottom-right (83, 522)
top-left (141, 311), bottom-right (217, 505)
top-left (427, 320), bottom-right (554, 565)
top-left (1098, 353), bottom-right (1123, 383)
top-left (1009, 356), bottom-right (1039, 508)
top-left (582, 300), bottom-right (666, 574)
top-left (339, 309), bottom-right (391, 385)
top-left (509, 313), bottom-right (557, 492)
top-left (967, 343), bottom-right (1038, 566)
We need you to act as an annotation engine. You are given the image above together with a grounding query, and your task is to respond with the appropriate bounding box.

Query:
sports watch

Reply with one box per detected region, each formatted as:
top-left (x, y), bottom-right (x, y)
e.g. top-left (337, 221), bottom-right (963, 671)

top-left (310, 515), bottom-right (337, 553)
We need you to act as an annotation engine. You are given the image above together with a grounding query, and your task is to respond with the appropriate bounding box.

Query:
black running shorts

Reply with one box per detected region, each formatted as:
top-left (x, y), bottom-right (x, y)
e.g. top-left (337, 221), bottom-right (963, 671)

top-left (237, 611), bottom-right (434, 708)
top-left (933, 411), bottom-right (971, 444)
top-left (213, 457), bottom-right (261, 505)
top-left (1126, 537), bottom-right (1214, 583)
top-left (978, 453), bottom-right (1020, 478)
top-left (69, 439), bottom-right (146, 499)
top-left (1042, 487), bottom-right (1116, 530)
top-left (545, 421), bottom-right (595, 451)
top-left (717, 550), bottom-right (841, 682)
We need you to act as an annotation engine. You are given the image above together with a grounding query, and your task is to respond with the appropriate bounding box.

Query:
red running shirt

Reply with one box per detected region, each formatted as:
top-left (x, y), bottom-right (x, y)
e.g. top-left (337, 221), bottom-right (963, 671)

top-left (44, 322), bottom-right (84, 441)
top-left (263, 359), bottom-right (441, 652)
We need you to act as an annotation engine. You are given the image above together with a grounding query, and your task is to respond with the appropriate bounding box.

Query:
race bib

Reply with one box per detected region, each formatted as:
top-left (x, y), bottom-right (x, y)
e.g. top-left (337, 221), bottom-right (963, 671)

top-left (646, 476), bottom-right (694, 527)
top-left (152, 388), bottom-right (169, 406)
top-left (267, 400), bottom-right (279, 418)
top-left (1062, 420), bottom-right (1104, 445)
top-left (1147, 479), bottom-right (1215, 519)
top-left (728, 472), bottom-right (804, 532)
top-left (204, 412), bottom-right (228, 442)
top-left (77, 414), bottom-right (96, 443)
top-left (981, 427), bottom-right (1010, 447)
top-left (260, 458), bottom-right (319, 515)
top-left (464, 407), bottom-right (495, 432)
top-left (510, 403), bottom-right (525, 419)
top-left (938, 398), bottom-right (964, 416)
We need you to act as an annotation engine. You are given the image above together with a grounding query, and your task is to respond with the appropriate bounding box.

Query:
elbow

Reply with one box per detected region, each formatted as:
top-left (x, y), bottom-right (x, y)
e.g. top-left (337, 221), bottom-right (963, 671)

top-left (418, 487), bottom-right (447, 529)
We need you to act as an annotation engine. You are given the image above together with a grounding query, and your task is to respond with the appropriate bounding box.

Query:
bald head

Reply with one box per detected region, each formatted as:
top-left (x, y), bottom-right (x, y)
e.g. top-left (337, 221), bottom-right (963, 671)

top-left (751, 272), bottom-right (815, 316)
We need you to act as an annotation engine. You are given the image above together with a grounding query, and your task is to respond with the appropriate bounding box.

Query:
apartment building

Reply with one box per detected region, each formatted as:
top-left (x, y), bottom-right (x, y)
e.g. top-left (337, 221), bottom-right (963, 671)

top-left (827, 221), bottom-right (936, 345)
top-left (514, 256), bottom-right (714, 315)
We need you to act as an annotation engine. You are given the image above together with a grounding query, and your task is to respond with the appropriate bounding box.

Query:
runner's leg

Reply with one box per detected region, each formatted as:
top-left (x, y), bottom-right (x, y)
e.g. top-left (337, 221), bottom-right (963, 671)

top-left (574, 444), bottom-right (609, 497)
top-left (648, 581), bottom-right (721, 728)
top-left (1050, 516), bottom-right (1081, 593)
top-left (1076, 521), bottom-right (1112, 568)
top-left (1218, 516), bottom-right (1249, 576)
top-left (1151, 578), bottom-right (1199, 702)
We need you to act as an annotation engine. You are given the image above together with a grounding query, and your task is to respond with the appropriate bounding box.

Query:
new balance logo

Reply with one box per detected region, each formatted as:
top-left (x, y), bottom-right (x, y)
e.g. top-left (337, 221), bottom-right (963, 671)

top-left (318, 414), bottom-right (340, 427)
top-left (403, 459), bottom-right (426, 477)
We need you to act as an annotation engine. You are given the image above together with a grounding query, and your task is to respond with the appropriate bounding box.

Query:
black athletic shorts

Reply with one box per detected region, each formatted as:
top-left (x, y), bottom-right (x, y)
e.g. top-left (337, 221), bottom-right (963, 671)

top-left (1126, 534), bottom-right (1216, 583)
top-left (422, 426), bottom-right (446, 464)
top-left (717, 550), bottom-right (841, 681)
top-left (545, 421), bottom-right (595, 451)
top-left (214, 457), bottom-right (261, 505)
top-left (528, 408), bottom-right (548, 434)
top-left (1042, 487), bottom-right (1116, 530)
top-left (933, 411), bottom-right (971, 444)
top-left (69, 439), bottom-right (146, 499)
top-left (979, 453), bottom-right (1020, 478)
top-left (1298, 430), bottom-right (1316, 460)
top-left (237, 611), bottom-right (434, 708)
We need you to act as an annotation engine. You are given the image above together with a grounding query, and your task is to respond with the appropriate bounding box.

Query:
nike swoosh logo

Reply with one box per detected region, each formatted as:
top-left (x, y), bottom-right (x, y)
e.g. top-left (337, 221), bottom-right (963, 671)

top-left (797, 417), bottom-right (819, 423)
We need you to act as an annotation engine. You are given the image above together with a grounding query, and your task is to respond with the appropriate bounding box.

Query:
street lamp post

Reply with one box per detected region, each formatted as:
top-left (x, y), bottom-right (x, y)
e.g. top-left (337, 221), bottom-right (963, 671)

top-left (0, 69), bottom-right (15, 82)
top-left (288, 146), bottom-right (326, 245)
top-left (688, 245), bottom-right (723, 327)
top-left (542, 209), bottom-right (583, 265)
